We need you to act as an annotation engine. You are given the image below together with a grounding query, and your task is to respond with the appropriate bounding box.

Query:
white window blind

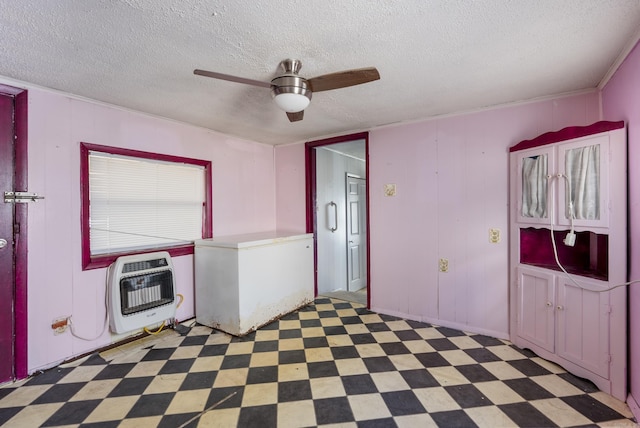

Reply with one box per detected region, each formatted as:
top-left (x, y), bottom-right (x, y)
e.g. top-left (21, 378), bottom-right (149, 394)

top-left (89, 151), bottom-right (205, 255)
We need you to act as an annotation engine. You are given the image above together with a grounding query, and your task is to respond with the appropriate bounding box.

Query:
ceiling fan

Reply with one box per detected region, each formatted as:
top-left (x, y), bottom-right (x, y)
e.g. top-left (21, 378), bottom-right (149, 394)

top-left (194, 59), bottom-right (380, 122)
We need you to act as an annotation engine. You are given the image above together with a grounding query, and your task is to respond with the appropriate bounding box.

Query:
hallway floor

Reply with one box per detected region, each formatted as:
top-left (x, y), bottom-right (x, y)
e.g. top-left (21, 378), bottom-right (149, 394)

top-left (0, 298), bottom-right (636, 427)
top-left (320, 287), bottom-right (367, 305)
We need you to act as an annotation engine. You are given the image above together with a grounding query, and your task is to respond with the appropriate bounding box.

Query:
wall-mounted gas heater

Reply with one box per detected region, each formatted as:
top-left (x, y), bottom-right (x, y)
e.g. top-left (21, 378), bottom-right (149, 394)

top-left (107, 251), bottom-right (177, 334)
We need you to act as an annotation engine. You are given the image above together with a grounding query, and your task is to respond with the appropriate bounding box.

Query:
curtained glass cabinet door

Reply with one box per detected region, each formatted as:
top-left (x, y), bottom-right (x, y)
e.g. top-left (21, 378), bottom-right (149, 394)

top-left (515, 133), bottom-right (609, 230)
top-left (515, 146), bottom-right (555, 226)
top-left (556, 135), bottom-right (609, 229)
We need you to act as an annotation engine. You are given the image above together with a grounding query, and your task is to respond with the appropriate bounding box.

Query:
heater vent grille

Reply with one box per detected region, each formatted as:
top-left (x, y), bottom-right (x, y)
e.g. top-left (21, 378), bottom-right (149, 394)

top-left (119, 269), bottom-right (174, 315)
top-left (122, 258), bottom-right (169, 273)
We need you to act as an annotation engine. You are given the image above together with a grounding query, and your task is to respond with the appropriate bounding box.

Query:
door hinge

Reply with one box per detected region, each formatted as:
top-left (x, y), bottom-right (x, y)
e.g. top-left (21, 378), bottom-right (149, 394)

top-left (13, 223), bottom-right (20, 235)
top-left (4, 191), bottom-right (45, 203)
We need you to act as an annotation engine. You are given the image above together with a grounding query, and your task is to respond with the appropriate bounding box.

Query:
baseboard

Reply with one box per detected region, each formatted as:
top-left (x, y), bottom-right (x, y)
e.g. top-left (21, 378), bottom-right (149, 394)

top-left (369, 306), bottom-right (509, 340)
top-left (627, 393), bottom-right (640, 423)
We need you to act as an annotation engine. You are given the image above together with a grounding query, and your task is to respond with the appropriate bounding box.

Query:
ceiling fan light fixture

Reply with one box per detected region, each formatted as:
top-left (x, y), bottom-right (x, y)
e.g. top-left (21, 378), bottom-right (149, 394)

top-left (273, 92), bottom-right (311, 113)
top-left (271, 75), bottom-right (312, 113)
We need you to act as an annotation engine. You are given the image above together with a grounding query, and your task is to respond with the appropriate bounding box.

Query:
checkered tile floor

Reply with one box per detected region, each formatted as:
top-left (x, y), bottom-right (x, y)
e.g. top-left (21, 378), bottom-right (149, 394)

top-left (0, 298), bottom-right (636, 427)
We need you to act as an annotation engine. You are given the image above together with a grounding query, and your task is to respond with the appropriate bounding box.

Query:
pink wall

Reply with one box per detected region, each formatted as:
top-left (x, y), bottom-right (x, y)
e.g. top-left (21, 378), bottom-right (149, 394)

top-left (602, 40), bottom-right (640, 419)
top-left (276, 92), bottom-right (600, 339)
top-left (24, 87), bottom-right (276, 372)
top-left (12, 69), bottom-right (625, 387)
top-left (367, 94), bottom-right (600, 337)
top-left (275, 143), bottom-right (307, 232)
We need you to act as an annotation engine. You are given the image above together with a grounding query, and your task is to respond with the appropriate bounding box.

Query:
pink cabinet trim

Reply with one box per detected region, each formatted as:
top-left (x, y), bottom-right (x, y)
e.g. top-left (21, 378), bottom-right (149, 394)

top-left (510, 120), bottom-right (624, 152)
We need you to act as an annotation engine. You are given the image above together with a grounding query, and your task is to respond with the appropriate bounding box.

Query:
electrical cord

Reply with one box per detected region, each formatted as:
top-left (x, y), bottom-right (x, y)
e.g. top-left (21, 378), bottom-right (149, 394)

top-left (69, 286), bottom-right (184, 340)
top-left (561, 172), bottom-right (576, 246)
top-left (546, 173), bottom-right (638, 293)
top-left (143, 321), bottom-right (166, 335)
top-left (143, 293), bottom-right (184, 335)
top-left (68, 287), bottom-right (110, 341)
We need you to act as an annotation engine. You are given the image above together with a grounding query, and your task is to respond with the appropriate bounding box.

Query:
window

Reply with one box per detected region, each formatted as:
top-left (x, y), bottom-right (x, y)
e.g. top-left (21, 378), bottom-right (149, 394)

top-left (81, 143), bottom-right (212, 270)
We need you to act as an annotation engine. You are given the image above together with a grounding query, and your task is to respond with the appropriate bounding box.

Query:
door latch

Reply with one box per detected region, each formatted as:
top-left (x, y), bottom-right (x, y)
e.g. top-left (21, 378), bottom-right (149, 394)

top-left (4, 191), bottom-right (45, 203)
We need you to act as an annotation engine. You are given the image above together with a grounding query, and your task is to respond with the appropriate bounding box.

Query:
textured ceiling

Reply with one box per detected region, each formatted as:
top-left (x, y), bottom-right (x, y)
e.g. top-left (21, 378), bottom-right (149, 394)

top-left (1, 1), bottom-right (639, 145)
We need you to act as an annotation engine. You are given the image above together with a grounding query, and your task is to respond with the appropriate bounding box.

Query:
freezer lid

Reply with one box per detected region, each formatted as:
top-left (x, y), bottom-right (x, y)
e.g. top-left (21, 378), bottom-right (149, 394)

top-left (195, 230), bottom-right (313, 249)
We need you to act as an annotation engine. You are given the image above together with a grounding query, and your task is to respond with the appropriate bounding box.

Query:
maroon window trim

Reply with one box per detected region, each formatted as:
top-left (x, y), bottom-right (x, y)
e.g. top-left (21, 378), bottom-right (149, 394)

top-left (510, 120), bottom-right (625, 152)
top-left (80, 142), bottom-right (213, 270)
top-left (305, 132), bottom-right (371, 308)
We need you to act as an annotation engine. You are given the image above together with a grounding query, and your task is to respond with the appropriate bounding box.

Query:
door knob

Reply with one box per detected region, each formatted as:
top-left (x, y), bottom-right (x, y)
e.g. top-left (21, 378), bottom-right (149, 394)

top-left (0, 238), bottom-right (7, 249)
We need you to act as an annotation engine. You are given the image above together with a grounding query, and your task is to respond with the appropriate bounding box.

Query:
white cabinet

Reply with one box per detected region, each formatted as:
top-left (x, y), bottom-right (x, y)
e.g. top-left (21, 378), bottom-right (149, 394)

top-left (555, 274), bottom-right (611, 379)
top-left (516, 265), bottom-right (610, 379)
top-left (194, 231), bottom-right (314, 336)
top-left (516, 265), bottom-right (555, 353)
top-left (509, 121), bottom-right (627, 400)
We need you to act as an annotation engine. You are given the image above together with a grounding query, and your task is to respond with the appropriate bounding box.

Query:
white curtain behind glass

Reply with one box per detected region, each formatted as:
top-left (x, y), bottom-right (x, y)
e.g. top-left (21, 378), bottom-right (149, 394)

top-left (89, 152), bottom-right (205, 255)
top-left (565, 144), bottom-right (599, 220)
top-left (521, 154), bottom-right (548, 218)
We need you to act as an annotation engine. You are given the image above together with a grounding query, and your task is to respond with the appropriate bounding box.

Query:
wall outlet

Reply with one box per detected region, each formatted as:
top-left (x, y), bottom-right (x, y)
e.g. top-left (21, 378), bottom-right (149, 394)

top-left (489, 228), bottom-right (501, 243)
top-left (439, 258), bottom-right (449, 272)
top-left (51, 317), bottom-right (69, 335)
top-left (384, 184), bottom-right (396, 197)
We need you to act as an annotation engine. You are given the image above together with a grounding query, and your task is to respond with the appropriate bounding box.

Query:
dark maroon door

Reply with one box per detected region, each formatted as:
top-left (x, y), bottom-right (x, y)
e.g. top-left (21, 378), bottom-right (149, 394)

top-left (0, 93), bottom-right (15, 382)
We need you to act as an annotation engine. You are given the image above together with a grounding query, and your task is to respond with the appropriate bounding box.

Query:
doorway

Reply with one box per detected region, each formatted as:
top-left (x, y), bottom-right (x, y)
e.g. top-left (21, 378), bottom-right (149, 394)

top-left (305, 133), bottom-right (369, 306)
top-left (0, 86), bottom-right (28, 383)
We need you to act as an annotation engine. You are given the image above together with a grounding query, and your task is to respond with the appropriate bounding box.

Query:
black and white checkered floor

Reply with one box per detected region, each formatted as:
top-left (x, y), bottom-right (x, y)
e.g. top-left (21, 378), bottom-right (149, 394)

top-left (0, 298), bottom-right (636, 427)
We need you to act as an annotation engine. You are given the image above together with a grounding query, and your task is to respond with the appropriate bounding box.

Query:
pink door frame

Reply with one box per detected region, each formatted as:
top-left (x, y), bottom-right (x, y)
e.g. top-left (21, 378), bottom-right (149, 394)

top-left (305, 132), bottom-right (371, 307)
top-left (0, 85), bottom-right (28, 381)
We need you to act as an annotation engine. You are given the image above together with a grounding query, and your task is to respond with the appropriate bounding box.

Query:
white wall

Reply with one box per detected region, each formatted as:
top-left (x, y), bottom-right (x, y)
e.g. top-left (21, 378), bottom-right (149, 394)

top-left (25, 87), bottom-right (276, 372)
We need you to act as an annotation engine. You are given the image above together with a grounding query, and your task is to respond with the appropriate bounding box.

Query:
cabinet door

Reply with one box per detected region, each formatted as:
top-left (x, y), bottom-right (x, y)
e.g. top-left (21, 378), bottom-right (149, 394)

top-left (514, 147), bottom-right (555, 225)
top-left (516, 265), bottom-right (555, 353)
top-left (556, 275), bottom-right (610, 378)
top-left (557, 134), bottom-right (609, 229)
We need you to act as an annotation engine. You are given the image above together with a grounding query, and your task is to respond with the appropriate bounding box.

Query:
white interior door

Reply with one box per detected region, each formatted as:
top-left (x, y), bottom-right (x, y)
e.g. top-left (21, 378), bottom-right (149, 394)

top-left (346, 175), bottom-right (367, 291)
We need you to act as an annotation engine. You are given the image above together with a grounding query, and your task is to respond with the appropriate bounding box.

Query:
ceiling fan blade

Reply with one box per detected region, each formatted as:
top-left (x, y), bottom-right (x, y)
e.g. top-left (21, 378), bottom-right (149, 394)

top-left (286, 111), bottom-right (304, 122)
top-left (194, 69), bottom-right (271, 89)
top-left (307, 67), bottom-right (380, 92)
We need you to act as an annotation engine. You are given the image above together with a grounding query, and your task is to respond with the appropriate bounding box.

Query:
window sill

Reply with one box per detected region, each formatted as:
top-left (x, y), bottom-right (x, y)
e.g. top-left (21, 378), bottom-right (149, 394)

top-left (82, 244), bottom-right (194, 270)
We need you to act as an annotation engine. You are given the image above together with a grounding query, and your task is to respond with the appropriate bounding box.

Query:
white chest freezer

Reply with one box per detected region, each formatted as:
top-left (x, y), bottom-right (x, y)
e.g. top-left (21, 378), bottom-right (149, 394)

top-left (194, 231), bottom-right (314, 336)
